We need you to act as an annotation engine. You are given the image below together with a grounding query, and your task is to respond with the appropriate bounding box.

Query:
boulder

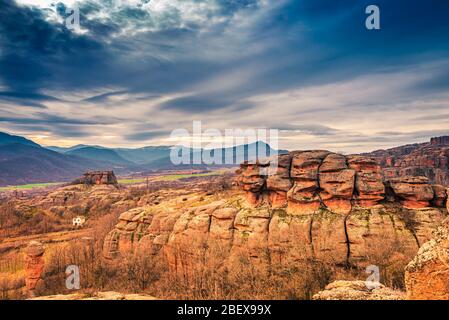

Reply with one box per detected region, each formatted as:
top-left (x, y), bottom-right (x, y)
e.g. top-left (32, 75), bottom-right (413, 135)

top-left (239, 161), bottom-right (268, 205)
top-left (389, 176), bottom-right (434, 208)
top-left (319, 167), bottom-right (355, 214)
top-left (287, 151), bottom-right (329, 214)
top-left (313, 280), bottom-right (405, 300)
top-left (266, 154), bottom-right (292, 208)
top-left (347, 156), bottom-right (385, 207)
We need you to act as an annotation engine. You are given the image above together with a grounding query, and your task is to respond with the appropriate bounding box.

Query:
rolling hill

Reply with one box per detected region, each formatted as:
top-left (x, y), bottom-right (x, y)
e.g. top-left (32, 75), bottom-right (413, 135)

top-left (65, 146), bottom-right (133, 166)
top-left (114, 146), bottom-right (172, 165)
top-left (0, 143), bottom-right (110, 186)
top-left (0, 131), bottom-right (286, 186)
top-left (0, 132), bottom-right (40, 147)
top-left (143, 141), bottom-right (288, 169)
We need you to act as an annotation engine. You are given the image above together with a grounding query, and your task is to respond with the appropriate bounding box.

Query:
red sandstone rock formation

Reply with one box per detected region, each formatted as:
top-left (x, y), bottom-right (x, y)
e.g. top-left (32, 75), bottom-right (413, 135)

top-left (347, 156), bottom-right (385, 207)
top-left (319, 153), bottom-right (355, 214)
top-left (103, 188), bottom-right (446, 277)
top-left (103, 150), bottom-right (448, 281)
top-left (238, 151), bottom-right (390, 214)
top-left (287, 151), bottom-right (330, 214)
top-left (388, 176), bottom-right (434, 208)
top-left (71, 171), bottom-right (118, 185)
top-left (431, 136), bottom-right (449, 146)
top-left (24, 241), bottom-right (45, 297)
top-left (362, 136), bottom-right (449, 186)
top-left (405, 218), bottom-right (449, 300)
top-left (238, 161), bottom-right (268, 205)
top-left (266, 154), bottom-right (292, 208)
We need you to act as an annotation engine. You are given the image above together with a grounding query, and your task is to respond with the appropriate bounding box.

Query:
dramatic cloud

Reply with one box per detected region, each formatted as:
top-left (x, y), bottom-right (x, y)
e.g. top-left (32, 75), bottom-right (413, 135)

top-left (0, 0), bottom-right (448, 151)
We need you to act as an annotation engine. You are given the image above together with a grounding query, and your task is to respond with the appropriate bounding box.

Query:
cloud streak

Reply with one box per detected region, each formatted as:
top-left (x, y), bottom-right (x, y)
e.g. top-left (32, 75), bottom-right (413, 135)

top-left (0, 0), bottom-right (448, 151)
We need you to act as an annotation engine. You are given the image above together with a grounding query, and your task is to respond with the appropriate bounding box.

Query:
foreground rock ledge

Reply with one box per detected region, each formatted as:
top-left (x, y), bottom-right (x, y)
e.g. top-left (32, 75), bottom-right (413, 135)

top-left (405, 218), bottom-right (449, 300)
top-left (28, 291), bottom-right (158, 300)
top-left (313, 281), bottom-right (405, 300)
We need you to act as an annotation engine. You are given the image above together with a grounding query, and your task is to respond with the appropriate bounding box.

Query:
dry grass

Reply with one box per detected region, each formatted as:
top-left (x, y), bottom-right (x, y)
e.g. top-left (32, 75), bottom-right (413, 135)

top-left (0, 173), bottom-right (414, 299)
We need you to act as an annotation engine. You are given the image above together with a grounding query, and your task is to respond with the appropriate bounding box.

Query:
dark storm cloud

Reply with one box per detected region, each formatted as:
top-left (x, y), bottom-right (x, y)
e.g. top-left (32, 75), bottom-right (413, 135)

top-left (0, 98), bottom-right (47, 109)
top-left (0, 0), bottom-right (265, 99)
top-left (125, 130), bottom-right (170, 141)
top-left (82, 90), bottom-right (129, 103)
top-left (0, 91), bottom-right (60, 101)
top-left (3, 0), bottom-right (448, 105)
top-left (1, 0), bottom-right (449, 148)
top-left (0, 90), bottom-right (65, 108)
top-left (0, 113), bottom-right (116, 125)
top-left (160, 94), bottom-right (240, 112)
top-left (0, 0), bottom-right (109, 93)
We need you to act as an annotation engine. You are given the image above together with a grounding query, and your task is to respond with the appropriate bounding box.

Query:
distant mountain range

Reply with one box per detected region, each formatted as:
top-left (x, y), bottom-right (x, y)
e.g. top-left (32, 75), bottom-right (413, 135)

top-left (0, 132), bottom-right (40, 147)
top-left (2, 131), bottom-right (448, 187)
top-left (0, 131), bottom-right (285, 186)
top-left (47, 144), bottom-right (173, 166)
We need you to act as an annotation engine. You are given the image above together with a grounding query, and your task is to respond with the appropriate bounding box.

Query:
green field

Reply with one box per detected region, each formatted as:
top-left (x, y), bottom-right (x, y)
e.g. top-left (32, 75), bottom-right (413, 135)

top-left (0, 170), bottom-right (228, 191)
top-left (152, 170), bottom-right (227, 182)
top-left (0, 182), bottom-right (62, 192)
top-left (118, 178), bottom-right (147, 185)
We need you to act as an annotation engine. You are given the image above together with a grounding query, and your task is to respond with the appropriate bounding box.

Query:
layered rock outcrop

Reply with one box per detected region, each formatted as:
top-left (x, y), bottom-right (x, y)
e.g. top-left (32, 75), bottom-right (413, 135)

top-left (405, 218), bottom-right (449, 300)
top-left (24, 241), bottom-right (45, 297)
top-left (239, 151), bottom-right (447, 211)
top-left (71, 171), bottom-right (118, 186)
top-left (104, 161), bottom-right (446, 278)
top-left (239, 152), bottom-right (388, 215)
top-left (363, 136), bottom-right (449, 186)
top-left (102, 150), bottom-right (447, 290)
top-left (388, 176), bottom-right (435, 208)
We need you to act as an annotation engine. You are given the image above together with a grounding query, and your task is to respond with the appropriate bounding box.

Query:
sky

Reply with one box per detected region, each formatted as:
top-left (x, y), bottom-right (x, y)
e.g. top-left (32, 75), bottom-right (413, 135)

top-left (0, 0), bottom-right (449, 153)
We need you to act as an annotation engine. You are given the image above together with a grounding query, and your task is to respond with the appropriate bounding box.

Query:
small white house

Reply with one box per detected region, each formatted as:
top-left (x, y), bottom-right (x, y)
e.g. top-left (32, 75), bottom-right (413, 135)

top-left (72, 216), bottom-right (86, 228)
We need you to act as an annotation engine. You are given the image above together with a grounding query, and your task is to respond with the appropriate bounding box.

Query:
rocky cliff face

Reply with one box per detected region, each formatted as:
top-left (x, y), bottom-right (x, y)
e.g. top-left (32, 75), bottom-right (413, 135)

top-left (362, 136), bottom-right (449, 186)
top-left (71, 171), bottom-right (118, 185)
top-left (238, 151), bottom-right (446, 211)
top-left (24, 241), bottom-right (45, 297)
top-left (238, 151), bottom-right (388, 213)
top-left (405, 206), bottom-right (449, 300)
top-left (103, 151), bottom-right (447, 278)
